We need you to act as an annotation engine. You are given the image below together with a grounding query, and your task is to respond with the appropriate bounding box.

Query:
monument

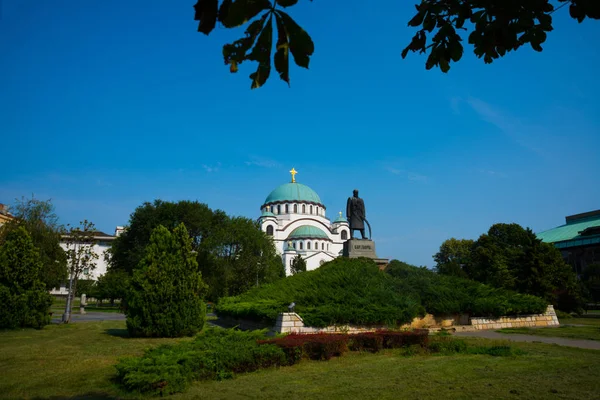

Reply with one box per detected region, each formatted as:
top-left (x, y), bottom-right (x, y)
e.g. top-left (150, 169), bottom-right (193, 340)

top-left (343, 189), bottom-right (388, 268)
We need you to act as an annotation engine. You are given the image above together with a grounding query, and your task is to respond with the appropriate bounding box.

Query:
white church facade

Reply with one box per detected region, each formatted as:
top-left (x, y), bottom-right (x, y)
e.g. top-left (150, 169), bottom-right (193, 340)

top-left (259, 169), bottom-right (350, 275)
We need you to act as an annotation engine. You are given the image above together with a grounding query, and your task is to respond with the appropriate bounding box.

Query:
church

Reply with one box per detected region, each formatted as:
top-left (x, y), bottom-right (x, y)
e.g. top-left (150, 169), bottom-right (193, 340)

top-left (259, 169), bottom-right (350, 275)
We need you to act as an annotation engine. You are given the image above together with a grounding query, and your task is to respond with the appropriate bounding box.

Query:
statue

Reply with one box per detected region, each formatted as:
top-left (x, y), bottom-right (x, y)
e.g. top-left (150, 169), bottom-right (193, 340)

top-left (346, 189), bottom-right (367, 239)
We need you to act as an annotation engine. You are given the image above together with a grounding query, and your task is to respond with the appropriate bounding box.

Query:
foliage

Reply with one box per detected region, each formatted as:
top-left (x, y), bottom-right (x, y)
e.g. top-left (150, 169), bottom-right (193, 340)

top-left (62, 220), bottom-right (99, 322)
top-left (115, 327), bottom-right (288, 396)
top-left (290, 254), bottom-right (306, 275)
top-left (125, 224), bottom-right (208, 338)
top-left (0, 227), bottom-right (53, 329)
top-left (74, 279), bottom-right (96, 298)
top-left (434, 223), bottom-right (583, 312)
top-left (260, 333), bottom-right (350, 362)
top-left (386, 259), bottom-right (548, 317)
top-left (0, 196), bottom-right (67, 290)
top-left (193, 0), bottom-right (600, 87)
top-left (555, 309), bottom-right (573, 319)
top-left (94, 269), bottom-right (130, 305)
top-left (217, 257), bottom-right (425, 327)
top-left (433, 238), bottom-right (474, 278)
top-left (109, 199), bottom-right (284, 301)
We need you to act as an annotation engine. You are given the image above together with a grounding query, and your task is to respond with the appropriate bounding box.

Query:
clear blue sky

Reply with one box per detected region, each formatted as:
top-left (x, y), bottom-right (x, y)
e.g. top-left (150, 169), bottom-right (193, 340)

top-left (1, 0), bottom-right (599, 267)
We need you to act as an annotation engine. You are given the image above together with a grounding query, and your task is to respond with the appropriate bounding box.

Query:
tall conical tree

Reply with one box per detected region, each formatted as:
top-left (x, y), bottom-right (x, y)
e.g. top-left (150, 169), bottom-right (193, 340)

top-left (0, 226), bottom-right (53, 329)
top-left (125, 223), bottom-right (207, 337)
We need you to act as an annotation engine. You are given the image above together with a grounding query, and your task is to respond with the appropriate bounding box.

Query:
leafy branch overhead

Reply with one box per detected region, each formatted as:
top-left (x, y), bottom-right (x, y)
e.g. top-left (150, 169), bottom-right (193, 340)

top-left (194, 0), bottom-right (599, 87)
top-left (194, 0), bottom-right (314, 88)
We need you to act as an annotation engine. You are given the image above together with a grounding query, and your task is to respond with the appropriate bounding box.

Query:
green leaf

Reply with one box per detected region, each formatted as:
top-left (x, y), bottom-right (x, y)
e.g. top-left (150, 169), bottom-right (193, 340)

top-left (223, 13), bottom-right (268, 68)
top-left (222, 0), bottom-right (272, 28)
top-left (218, 0), bottom-right (233, 24)
top-left (274, 13), bottom-right (290, 85)
top-left (193, 0), bottom-right (219, 35)
top-left (276, 0), bottom-right (299, 7)
top-left (407, 10), bottom-right (427, 27)
top-left (248, 16), bottom-right (273, 89)
top-left (450, 41), bottom-right (463, 62)
top-left (276, 10), bottom-right (314, 69)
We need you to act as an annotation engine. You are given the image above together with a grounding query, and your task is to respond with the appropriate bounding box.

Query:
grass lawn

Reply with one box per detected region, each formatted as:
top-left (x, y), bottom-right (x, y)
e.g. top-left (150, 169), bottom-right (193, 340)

top-left (1, 322), bottom-right (599, 399)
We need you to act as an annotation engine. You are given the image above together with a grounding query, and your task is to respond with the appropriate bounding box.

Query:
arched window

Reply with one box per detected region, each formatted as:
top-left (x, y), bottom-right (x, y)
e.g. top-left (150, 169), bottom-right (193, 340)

top-left (277, 205), bottom-right (281, 214)
top-left (294, 204), bottom-right (297, 213)
top-left (300, 242), bottom-right (303, 250)
top-left (314, 242), bottom-right (318, 250)
top-left (266, 225), bottom-right (274, 236)
top-left (285, 204), bottom-right (289, 213)
top-left (341, 230), bottom-right (348, 240)
top-left (307, 242), bottom-right (311, 250)
top-left (310, 205), bottom-right (313, 214)
top-left (293, 242), bottom-right (296, 249)
top-left (302, 204), bottom-right (306, 213)
top-left (321, 242), bottom-right (324, 250)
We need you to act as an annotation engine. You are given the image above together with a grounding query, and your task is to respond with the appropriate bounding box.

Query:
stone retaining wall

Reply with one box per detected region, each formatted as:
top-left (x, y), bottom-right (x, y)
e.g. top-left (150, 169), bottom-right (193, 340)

top-left (470, 305), bottom-right (559, 330)
top-left (273, 305), bottom-right (559, 334)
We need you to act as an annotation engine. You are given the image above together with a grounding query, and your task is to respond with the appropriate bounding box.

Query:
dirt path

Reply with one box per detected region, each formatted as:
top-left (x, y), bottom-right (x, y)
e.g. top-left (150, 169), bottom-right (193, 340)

top-left (454, 330), bottom-right (600, 350)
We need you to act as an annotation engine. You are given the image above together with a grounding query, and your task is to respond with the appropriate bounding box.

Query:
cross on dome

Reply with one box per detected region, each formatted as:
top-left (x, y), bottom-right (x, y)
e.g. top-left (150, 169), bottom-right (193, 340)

top-left (289, 167), bottom-right (298, 183)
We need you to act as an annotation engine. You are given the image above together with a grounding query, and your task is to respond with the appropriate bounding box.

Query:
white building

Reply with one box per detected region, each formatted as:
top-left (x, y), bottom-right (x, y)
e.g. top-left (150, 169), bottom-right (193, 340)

top-left (50, 228), bottom-right (120, 295)
top-left (259, 169), bottom-right (349, 275)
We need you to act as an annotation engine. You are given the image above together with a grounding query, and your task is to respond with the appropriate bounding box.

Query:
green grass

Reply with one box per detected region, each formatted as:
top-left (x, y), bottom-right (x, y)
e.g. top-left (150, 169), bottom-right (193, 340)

top-left (499, 325), bottom-right (600, 341)
top-left (1, 322), bottom-right (600, 399)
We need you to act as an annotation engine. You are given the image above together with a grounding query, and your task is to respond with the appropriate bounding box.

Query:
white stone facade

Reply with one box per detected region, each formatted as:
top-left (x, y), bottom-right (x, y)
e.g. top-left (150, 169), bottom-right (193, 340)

top-left (259, 175), bottom-right (350, 275)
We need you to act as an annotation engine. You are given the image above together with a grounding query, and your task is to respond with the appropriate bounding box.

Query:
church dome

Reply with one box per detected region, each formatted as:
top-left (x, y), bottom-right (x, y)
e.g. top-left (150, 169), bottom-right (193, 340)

top-left (264, 183), bottom-right (323, 206)
top-left (288, 225), bottom-right (330, 240)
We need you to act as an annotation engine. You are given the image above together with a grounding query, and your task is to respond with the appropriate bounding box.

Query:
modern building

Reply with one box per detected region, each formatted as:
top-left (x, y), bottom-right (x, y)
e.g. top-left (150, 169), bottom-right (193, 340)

top-left (51, 228), bottom-right (121, 295)
top-left (258, 169), bottom-right (350, 275)
top-left (537, 209), bottom-right (600, 276)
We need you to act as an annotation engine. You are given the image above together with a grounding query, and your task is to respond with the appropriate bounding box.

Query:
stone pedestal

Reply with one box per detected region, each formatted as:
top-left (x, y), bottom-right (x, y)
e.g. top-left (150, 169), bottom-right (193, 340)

top-left (343, 239), bottom-right (378, 258)
top-left (343, 239), bottom-right (389, 268)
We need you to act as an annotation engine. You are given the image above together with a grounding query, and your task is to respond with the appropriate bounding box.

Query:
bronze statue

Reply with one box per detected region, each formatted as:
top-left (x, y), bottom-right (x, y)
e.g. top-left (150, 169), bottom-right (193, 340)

top-left (346, 189), bottom-right (367, 239)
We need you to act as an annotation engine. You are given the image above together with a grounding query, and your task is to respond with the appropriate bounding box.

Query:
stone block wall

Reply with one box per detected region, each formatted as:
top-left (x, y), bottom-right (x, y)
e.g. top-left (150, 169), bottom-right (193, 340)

top-left (273, 305), bottom-right (559, 334)
top-left (470, 305), bottom-right (559, 330)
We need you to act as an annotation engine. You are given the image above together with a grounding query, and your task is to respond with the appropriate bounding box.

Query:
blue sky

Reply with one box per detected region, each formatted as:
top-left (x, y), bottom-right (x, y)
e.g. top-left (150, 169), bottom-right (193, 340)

top-left (1, 0), bottom-right (599, 267)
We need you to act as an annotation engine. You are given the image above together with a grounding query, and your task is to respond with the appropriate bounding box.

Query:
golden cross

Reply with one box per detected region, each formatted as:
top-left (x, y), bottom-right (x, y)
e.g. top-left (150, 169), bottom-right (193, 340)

top-left (289, 167), bottom-right (298, 183)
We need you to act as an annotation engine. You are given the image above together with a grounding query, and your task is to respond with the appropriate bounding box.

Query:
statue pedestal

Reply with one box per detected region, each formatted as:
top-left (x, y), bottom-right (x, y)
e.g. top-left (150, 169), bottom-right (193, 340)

top-left (343, 239), bottom-right (389, 269)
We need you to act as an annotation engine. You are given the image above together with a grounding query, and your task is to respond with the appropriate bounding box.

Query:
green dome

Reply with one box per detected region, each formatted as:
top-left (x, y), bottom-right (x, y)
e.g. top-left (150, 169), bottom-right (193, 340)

top-left (264, 183), bottom-right (322, 205)
top-left (288, 225), bottom-right (330, 240)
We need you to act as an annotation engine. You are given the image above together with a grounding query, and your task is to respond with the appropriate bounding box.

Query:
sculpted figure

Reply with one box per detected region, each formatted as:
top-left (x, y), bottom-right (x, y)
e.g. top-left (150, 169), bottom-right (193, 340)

top-left (346, 189), bottom-right (366, 239)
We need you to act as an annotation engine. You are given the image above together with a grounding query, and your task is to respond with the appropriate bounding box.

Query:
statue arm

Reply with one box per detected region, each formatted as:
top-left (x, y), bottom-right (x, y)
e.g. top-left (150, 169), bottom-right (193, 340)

top-left (346, 198), bottom-right (351, 218)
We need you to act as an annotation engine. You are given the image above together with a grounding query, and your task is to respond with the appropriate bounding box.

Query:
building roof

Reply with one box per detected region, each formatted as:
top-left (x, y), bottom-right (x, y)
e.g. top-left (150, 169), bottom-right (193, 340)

top-left (537, 210), bottom-right (600, 249)
top-left (287, 225), bottom-right (330, 240)
top-left (264, 182), bottom-right (323, 206)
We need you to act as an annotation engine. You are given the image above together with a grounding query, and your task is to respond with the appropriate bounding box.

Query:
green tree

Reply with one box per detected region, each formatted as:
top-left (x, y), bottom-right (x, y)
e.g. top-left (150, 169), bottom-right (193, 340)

top-left (62, 220), bottom-right (99, 323)
top-left (433, 238), bottom-right (474, 278)
top-left (109, 200), bottom-right (284, 301)
top-left (193, 0), bottom-right (599, 88)
top-left (95, 269), bottom-right (130, 306)
top-left (0, 196), bottom-right (67, 290)
top-left (0, 227), bottom-right (53, 329)
top-left (125, 224), bottom-right (207, 337)
top-left (446, 223), bottom-right (583, 311)
top-left (290, 254), bottom-right (306, 275)
top-left (581, 263), bottom-right (600, 304)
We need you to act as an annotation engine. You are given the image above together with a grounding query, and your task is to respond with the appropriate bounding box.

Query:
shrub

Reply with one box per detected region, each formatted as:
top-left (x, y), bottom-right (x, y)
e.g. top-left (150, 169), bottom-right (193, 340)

top-left (555, 309), bottom-right (573, 319)
top-left (376, 329), bottom-right (429, 349)
top-left (348, 333), bottom-right (384, 353)
top-left (428, 337), bottom-right (469, 354)
top-left (217, 258), bottom-right (425, 327)
top-left (0, 227), bottom-right (53, 329)
top-left (115, 328), bottom-right (288, 396)
top-left (260, 333), bottom-right (350, 361)
top-left (125, 224), bottom-right (207, 338)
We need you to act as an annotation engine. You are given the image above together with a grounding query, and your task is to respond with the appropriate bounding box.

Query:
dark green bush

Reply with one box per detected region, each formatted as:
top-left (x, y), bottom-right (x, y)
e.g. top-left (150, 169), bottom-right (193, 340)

top-left (0, 227), bottom-right (52, 329)
top-left (348, 333), bottom-right (384, 353)
top-left (260, 333), bottom-right (350, 361)
top-left (125, 224), bottom-right (207, 338)
top-left (386, 260), bottom-right (547, 317)
top-left (217, 258), bottom-right (425, 327)
top-left (115, 328), bottom-right (288, 396)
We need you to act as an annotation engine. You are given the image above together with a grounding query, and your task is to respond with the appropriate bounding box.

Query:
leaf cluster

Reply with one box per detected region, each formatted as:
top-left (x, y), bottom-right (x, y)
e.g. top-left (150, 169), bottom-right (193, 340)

top-left (433, 223), bottom-right (584, 311)
top-left (115, 327), bottom-right (287, 395)
top-left (0, 227), bottom-right (53, 329)
top-left (194, 0), bottom-right (314, 88)
top-left (125, 224), bottom-right (208, 338)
